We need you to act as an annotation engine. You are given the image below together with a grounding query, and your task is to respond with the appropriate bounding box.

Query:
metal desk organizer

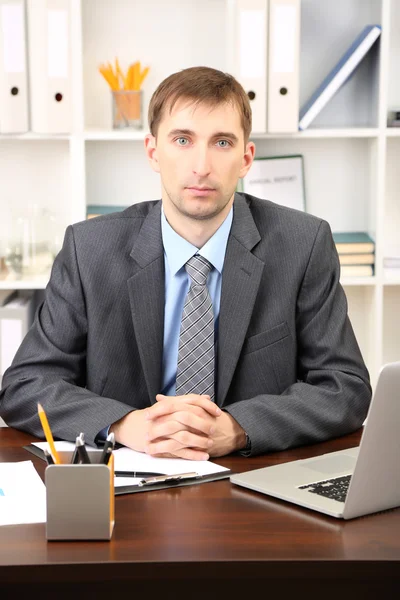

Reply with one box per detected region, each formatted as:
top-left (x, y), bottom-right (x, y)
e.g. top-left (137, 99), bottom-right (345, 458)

top-left (45, 450), bottom-right (115, 541)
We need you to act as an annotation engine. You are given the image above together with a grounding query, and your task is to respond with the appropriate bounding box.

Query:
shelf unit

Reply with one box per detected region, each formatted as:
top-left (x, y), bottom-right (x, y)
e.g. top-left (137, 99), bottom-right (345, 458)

top-left (1, 0), bottom-right (400, 389)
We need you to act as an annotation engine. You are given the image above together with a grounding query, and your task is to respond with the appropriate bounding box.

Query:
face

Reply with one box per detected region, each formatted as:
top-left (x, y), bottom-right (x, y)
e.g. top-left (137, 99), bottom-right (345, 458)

top-left (145, 98), bottom-right (255, 228)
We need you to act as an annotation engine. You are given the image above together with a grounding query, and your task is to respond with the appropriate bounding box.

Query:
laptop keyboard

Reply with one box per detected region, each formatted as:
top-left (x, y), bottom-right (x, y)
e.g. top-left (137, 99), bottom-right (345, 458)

top-left (298, 474), bottom-right (352, 503)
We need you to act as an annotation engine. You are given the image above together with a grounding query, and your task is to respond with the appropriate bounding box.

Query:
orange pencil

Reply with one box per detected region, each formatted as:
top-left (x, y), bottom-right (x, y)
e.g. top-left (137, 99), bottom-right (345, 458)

top-left (37, 403), bottom-right (61, 465)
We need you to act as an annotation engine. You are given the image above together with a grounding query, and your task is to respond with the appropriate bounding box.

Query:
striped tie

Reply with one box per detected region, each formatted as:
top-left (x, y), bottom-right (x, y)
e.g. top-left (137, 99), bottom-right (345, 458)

top-left (175, 254), bottom-right (215, 401)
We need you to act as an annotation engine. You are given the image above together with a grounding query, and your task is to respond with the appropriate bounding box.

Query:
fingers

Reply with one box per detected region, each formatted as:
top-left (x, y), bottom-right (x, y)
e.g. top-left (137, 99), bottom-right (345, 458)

top-left (147, 448), bottom-right (210, 461)
top-left (147, 411), bottom-right (215, 441)
top-left (148, 429), bottom-right (213, 452)
top-left (145, 433), bottom-right (211, 461)
top-left (149, 394), bottom-right (221, 420)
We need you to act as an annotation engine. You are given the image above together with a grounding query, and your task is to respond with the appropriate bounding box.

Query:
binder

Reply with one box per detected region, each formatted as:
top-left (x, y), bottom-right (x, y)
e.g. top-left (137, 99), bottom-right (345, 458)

top-left (233, 0), bottom-right (268, 134)
top-left (267, 0), bottom-right (300, 133)
top-left (26, 0), bottom-right (72, 133)
top-left (299, 25), bottom-right (381, 131)
top-left (0, 291), bottom-right (34, 382)
top-left (0, 0), bottom-right (29, 133)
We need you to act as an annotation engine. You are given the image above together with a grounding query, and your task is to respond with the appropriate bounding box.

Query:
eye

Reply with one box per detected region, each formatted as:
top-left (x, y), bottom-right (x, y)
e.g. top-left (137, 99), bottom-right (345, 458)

top-left (176, 137), bottom-right (189, 146)
top-left (217, 140), bottom-right (230, 148)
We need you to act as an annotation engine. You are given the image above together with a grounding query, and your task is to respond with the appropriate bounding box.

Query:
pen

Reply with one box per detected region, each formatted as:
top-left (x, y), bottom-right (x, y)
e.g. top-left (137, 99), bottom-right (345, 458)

top-left (37, 403), bottom-right (61, 464)
top-left (138, 472), bottom-right (200, 487)
top-left (76, 433), bottom-right (91, 464)
top-left (99, 431), bottom-right (115, 465)
top-left (43, 448), bottom-right (54, 465)
top-left (100, 446), bottom-right (113, 466)
top-left (115, 471), bottom-right (165, 478)
top-left (70, 432), bottom-right (84, 464)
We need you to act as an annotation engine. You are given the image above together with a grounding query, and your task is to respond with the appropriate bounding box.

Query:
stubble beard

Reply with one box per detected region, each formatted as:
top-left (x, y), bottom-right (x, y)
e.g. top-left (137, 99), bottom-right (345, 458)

top-left (164, 186), bottom-right (234, 222)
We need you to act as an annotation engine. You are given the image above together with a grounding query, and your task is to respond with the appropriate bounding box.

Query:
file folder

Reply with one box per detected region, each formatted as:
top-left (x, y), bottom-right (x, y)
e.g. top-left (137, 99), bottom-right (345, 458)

top-left (26, 0), bottom-right (72, 133)
top-left (233, 0), bottom-right (268, 134)
top-left (267, 0), bottom-right (300, 133)
top-left (0, 0), bottom-right (29, 133)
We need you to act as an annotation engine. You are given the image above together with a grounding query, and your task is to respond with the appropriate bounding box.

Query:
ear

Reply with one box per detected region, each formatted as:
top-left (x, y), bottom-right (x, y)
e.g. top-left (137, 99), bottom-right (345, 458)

top-left (144, 134), bottom-right (160, 173)
top-left (238, 141), bottom-right (256, 179)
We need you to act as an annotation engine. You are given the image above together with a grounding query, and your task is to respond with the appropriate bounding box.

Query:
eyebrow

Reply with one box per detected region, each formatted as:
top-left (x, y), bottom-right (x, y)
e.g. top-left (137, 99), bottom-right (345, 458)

top-left (167, 129), bottom-right (239, 143)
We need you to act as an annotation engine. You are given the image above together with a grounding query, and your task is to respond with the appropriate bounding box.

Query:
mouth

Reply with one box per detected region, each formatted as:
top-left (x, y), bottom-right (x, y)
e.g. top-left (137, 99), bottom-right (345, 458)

top-left (186, 186), bottom-right (216, 196)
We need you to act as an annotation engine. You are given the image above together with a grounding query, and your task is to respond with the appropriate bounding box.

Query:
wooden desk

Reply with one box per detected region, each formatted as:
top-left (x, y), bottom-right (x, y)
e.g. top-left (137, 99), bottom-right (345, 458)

top-left (1, 427), bottom-right (399, 599)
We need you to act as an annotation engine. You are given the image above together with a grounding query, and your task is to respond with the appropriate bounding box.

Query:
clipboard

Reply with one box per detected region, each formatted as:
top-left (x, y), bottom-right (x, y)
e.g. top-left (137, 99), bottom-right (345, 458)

top-left (23, 444), bottom-right (232, 495)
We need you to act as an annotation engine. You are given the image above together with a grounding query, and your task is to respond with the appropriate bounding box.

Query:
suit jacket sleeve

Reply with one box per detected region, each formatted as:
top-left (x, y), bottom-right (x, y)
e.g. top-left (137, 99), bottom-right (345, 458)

top-left (0, 225), bottom-right (134, 446)
top-left (224, 220), bottom-right (372, 455)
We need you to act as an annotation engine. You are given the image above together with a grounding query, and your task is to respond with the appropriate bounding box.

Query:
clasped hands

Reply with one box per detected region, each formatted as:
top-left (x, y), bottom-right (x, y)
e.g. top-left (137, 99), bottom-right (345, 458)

top-left (110, 393), bottom-right (247, 461)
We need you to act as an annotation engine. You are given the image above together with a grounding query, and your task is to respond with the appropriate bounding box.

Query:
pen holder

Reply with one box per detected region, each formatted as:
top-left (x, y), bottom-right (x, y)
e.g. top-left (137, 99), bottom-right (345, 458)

top-left (112, 89), bottom-right (143, 129)
top-left (45, 450), bottom-right (115, 541)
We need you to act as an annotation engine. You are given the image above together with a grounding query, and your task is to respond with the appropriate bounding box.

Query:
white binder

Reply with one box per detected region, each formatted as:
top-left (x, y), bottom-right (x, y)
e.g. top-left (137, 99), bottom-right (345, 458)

top-left (0, 0), bottom-right (29, 133)
top-left (26, 0), bottom-right (71, 133)
top-left (267, 0), bottom-right (300, 133)
top-left (233, 0), bottom-right (268, 134)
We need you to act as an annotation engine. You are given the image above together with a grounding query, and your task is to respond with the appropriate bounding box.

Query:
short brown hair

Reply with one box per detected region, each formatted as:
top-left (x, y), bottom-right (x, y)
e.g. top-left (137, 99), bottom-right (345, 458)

top-left (148, 66), bottom-right (252, 143)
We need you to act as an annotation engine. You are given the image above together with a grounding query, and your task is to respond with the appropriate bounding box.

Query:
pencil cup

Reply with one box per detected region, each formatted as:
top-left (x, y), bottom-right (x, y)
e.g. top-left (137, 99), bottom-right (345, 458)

top-left (112, 90), bottom-right (143, 129)
top-left (45, 450), bottom-right (115, 541)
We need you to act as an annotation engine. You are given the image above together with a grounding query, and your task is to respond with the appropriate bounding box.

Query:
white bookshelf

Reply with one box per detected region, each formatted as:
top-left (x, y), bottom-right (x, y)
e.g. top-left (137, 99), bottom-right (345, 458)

top-left (1, 0), bottom-right (400, 389)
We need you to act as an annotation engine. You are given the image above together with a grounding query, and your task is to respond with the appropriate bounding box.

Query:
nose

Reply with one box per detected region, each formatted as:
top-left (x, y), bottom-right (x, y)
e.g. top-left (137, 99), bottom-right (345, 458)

top-left (192, 145), bottom-right (211, 178)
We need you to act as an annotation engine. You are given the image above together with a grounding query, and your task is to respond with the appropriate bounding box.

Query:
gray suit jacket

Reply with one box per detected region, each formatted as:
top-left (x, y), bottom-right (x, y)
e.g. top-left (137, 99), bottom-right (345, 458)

top-left (0, 193), bottom-right (371, 454)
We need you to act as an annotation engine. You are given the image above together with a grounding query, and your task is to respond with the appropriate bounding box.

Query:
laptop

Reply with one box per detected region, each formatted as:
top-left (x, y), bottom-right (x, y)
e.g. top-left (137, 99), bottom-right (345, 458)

top-left (230, 362), bottom-right (400, 519)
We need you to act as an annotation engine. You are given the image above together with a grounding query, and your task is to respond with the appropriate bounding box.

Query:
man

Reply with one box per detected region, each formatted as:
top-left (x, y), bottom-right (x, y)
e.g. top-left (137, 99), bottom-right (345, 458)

top-left (0, 66), bottom-right (371, 459)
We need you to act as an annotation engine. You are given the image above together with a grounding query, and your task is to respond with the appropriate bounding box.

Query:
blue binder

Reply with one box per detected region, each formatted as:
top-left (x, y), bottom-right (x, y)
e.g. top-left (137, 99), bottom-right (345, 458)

top-left (299, 25), bottom-right (381, 130)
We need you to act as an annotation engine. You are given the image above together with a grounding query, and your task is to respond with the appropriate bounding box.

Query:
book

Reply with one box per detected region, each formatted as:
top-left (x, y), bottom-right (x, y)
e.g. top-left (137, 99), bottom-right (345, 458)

top-left (333, 232), bottom-right (375, 254)
top-left (299, 25), bottom-right (381, 130)
top-left (241, 154), bottom-right (305, 212)
top-left (339, 253), bottom-right (374, 265)
top-left (86, 205), bottom-right (127, 219)
top-left (340, 265), bottom-right (373, 277)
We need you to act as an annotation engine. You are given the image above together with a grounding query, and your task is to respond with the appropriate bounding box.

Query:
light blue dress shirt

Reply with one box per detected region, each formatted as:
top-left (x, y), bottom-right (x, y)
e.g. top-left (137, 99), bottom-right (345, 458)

top-left (161, 206), bottom-right (233, 396)
top-left (96, 205), bottom-right (233, 442)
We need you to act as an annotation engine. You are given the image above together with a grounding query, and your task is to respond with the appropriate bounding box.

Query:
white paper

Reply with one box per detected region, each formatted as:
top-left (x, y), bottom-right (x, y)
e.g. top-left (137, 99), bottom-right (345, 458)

top-left (0, 461), bottom-right (46, 526)
top-left (239, 10), bottom-right (265, 79)
top-left (113, 447), bottom-right (228, 476)
top-left (1, 3), bottom-right (25, 74)
top-left (272, 5), bottom-right (296, 73)
top-left (243, 156), bottom-right (305, 211)
top-left (33, 441), bottom-right (229, 477)
top-left (114, 476), bottom-right (142, 488)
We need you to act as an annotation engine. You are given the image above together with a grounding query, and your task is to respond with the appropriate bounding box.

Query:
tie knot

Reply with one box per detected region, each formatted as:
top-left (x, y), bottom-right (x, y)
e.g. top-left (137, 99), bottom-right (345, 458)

top-left (185, 255), bottom-right (212, 286)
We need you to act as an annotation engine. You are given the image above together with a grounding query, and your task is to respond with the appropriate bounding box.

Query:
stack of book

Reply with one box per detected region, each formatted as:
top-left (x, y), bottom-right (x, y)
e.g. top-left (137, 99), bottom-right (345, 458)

top-left (383, 245), bottom-right (400, 279)
top-left (333, 232), bottom-right (375, 277)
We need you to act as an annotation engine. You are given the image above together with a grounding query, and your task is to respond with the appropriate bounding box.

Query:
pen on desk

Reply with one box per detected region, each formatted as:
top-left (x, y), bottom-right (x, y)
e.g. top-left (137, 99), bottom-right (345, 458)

top-left (99, 432), bottom-right (115, 465)
top-left (114, 471), bottom-right (165, 478)
top-left (138, 472), bottom-right (200, 487)
top-left (76, 433), bottom-right (91, 464)
top-left (37, 403), bottom-right (61, 464)
top-left (43, 448), bottom-right (54, 465)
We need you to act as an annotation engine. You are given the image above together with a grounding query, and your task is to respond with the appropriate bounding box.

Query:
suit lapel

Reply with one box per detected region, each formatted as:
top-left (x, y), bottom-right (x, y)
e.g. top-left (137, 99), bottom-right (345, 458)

top-left (127, 201), bottom-right (164, 405)
top-left (217, 195), bottom-right (264, 407)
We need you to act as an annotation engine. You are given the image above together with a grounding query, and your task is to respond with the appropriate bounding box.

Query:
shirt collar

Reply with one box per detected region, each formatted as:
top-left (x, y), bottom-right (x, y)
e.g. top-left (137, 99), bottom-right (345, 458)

top-left (161, 205), bottom-right (233, 276)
